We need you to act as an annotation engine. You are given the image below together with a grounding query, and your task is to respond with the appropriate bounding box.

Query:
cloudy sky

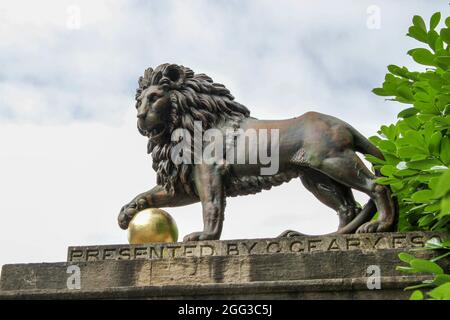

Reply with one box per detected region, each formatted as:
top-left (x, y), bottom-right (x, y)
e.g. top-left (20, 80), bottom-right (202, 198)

top-left (0, 0), bottom-right (447, 268)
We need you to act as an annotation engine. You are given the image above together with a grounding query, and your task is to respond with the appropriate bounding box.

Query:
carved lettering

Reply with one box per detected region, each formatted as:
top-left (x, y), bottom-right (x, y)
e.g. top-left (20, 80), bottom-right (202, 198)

top-left (66, 232), bottom-right (450, 262)
top-left (227, 243), bottom-right (239, 255)
top-left (241, 242), bottom-right (257, 254)
top-left (308, 239), bottom-right (322, 252)
top-left (134, 247), bottom-right (148, 259)
top-left (411, 235), bottom-right (425, 247)
top-left (86, 249), bottom-right (99, 261)
top-left (372, 236), bottom-right (384, 249)
top-left (290, 241), bottom-right (304, 253)
top-left (102, 248), bottom-right (116, 260)
top-left (166, 245), bottom-right (181, 258)
top-left (200, 245), bottom-right (215, 256)
top-left (327, 239), bottom-right (340, 251)
top-left (346, 238), bottom-right (361, 250)
top-left (69, 249), bottom-right (83, 262)
top-left (184, 245), bottom-right (197, 257)
top-left (393, 236), bottom-right (407, 249)
top-left (267, 242), bottom-right (281, 253)
top-left (149, 246), bottom-right (163, 259)
top-left (118, 248), bottom-right (131, 260)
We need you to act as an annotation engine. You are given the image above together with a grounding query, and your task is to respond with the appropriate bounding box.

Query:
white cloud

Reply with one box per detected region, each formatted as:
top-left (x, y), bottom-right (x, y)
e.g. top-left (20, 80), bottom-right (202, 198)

top-left (0, 0), bottom-right (447, 267)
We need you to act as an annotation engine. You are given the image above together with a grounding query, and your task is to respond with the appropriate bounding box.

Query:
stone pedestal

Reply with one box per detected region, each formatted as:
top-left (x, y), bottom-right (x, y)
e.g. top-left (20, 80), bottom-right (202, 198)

top-left (1, 231), bottom-right (449, 299)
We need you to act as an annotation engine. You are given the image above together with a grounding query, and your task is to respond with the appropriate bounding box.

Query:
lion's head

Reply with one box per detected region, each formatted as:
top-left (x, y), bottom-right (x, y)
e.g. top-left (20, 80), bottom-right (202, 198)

top-left (135, 63), bottom-right (250, 195)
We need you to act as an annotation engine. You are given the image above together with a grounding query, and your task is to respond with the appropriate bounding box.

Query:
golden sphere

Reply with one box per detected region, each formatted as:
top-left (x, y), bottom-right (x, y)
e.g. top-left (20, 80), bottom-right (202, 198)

top-left (128, 208), bottom-right (178, 244)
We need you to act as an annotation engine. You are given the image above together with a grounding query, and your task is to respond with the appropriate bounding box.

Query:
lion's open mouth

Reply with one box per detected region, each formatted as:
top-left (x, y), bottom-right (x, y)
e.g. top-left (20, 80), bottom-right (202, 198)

top-left (148, 125), bottom-right (166, 141)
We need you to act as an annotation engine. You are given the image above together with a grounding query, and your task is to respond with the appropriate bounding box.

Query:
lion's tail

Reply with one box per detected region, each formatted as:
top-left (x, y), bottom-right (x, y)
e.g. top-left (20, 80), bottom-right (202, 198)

top-left (351, 125), bottom-right (385, 174)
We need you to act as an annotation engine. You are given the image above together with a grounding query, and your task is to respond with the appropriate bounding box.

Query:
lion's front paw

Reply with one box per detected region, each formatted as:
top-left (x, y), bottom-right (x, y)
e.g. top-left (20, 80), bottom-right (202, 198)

top-left (183, 231), bottom-right (220, 242)
top-left (356, 221), bottom-right (392, 233)
top-left (117, 197), bottom-right (148, 230)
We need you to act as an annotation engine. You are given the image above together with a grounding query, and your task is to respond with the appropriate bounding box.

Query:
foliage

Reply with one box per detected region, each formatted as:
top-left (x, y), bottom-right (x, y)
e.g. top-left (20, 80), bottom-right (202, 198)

top-left (397, 238), bottom-right (450, 300)
top-left (369, 12), bottom-right (450, 232)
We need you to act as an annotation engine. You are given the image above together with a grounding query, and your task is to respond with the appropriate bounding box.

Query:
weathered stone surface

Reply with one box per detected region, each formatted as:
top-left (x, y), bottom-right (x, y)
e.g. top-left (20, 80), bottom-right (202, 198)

top-left (1, 232), bottom-right (449, 299)
top-left (0, 276), bottom-right (432, 300)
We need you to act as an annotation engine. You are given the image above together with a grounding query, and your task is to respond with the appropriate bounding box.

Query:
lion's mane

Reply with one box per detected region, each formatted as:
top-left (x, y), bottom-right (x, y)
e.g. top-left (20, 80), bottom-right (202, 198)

top-left (138, 64), bottom-right (251, 196)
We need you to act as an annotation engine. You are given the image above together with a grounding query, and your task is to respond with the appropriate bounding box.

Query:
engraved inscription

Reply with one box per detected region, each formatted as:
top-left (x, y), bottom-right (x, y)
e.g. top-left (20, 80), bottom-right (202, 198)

top-left (67, 232), bottom-right (448, 262)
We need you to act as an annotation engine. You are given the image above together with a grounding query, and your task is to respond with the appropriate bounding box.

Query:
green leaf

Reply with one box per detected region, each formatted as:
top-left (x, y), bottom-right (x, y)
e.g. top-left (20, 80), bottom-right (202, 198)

top-left (398, 107), bottom-right (418, 119)
top-left (407, 159), bottom-right (442, 170)
top-left (397, 146), bottom-right (427, 158)
top-left (428, 282), bottom-right (450, 299)
top-left (446, 17), bottom-right (450, 28)
top-left (440, 137), bottom-right (450, 165)
top-left (365, 154), bottom-right (385, 165)
top-left (428, 30), bottom-right (440, 51)
top-left (408, 26), bottom-right (429, 43)
top-left (393, 168), bottom-right (419, 177)
top-left (406, 281), bottom-right (435, 291)
top-left (430, 12), bottom-right (441, 30)
top-left (425, 202), bottom-right (440, 212)
top-left (443, 239), bottom-right (450, 247)
top-left (440, 28), bottom-right (450, 45)
top-left (379, 124), bottom-right (397, 140)
top-left (372, 88), bottom-right (391, 96)
top-left (369, 136), bottom-right (382, 145)
top-left (397, 85), bottom-right (414, 101)
top-left (418, 214), bottom-right (435, 227)
top-left (429, 131), bottom-right (442, 155)
top-left (387, 65), bottom-right (413, 79)
top-left (410, 258), bottom-right (444, 275)
top-left (380, 165), bottom-right (397, 176)
top-left (433, 274), bottom-right (450, 286)
top-left (413, 15), bottom-right (427, 32)
top-left (410, 48), bottom-right (435, 66)
top-left (433, 170), bottom-right (450, 198)
top-left (396, 266), bottom-right (418, 273)
top-left (435, 56), bottom-right (450, 70)
top-left (398, 252), bottom-right (415, 263)
top-left (411, 190), bottom-right (434, 203)
top-left (378, 140), bottom-right (396, 153)
top-left (435, 36), bottom-right (444, 52)
top-left (376, 177), bottom-right (398, 185)
top-left (441, 195), bottom-right (450, 216)
top-left (432, 215), bottom-right (450, 230)
top-left (410, 290), bottom-right (424, 300)
top-left (403, 116), bottom-right (422, 130)
top-left (405, 282), bottom-right (434, 291)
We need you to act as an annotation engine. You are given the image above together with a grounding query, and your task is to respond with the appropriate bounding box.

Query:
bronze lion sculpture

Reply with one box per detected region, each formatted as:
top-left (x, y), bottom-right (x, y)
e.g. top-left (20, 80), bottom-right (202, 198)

top-left (118, 63), bottom-right (397, 241)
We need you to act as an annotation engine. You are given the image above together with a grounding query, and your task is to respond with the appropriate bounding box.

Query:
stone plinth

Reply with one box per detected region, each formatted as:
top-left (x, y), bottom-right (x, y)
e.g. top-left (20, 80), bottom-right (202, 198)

top-left (1, 231), bottom-right (449, 299)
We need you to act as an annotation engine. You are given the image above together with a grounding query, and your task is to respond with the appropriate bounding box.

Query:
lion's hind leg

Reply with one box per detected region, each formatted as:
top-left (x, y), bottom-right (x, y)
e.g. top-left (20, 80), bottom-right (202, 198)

top-left (314, 150), bottom-right (396, 233)
top-left (299, 168), bottom-right (361, 229)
